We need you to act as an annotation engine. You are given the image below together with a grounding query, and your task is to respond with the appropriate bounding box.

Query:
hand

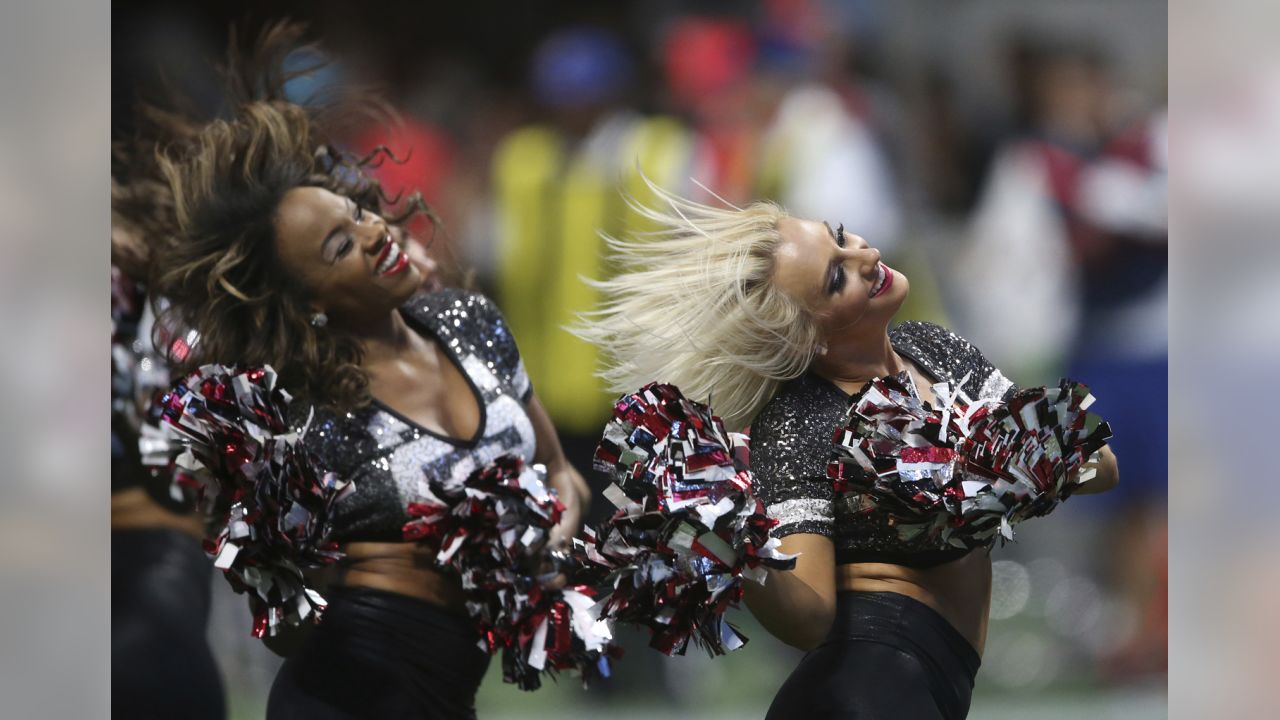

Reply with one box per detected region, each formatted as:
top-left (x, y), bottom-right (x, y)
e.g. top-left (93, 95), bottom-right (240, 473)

top-left (1070, 445), bottom-right (1119, 495)
top-left (528, 544), bottom-right (571, 590)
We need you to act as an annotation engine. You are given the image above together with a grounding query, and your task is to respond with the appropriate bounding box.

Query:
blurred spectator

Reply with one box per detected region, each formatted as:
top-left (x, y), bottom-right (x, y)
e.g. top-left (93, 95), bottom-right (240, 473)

top-left (954, 36), bottom-right (1168, 682)
top-left (755, 3), bottom-right (903, 260)
top-left (493, 26), bottom-right (660, 440)
top-left (658, 16), bottom-right (759, 203)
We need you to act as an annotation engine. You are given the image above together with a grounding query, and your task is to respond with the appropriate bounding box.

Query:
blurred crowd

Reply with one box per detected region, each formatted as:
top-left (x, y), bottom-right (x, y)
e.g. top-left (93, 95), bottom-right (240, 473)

top-left (114, 0), bottom-right (1167, 716)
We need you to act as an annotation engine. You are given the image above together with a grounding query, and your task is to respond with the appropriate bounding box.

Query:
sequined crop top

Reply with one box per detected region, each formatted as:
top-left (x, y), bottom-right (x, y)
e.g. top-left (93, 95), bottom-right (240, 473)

top-left (299, 289), bottom-right (538, 543)
top-left (750, 321), bottom-right (1016, 568)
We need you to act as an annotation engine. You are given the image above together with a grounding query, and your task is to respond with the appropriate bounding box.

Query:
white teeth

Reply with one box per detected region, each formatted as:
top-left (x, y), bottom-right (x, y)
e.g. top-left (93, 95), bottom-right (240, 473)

top-left (376, 242), bottom-right (401, 274)
top-left (869, 264), bottom-right (886, 297)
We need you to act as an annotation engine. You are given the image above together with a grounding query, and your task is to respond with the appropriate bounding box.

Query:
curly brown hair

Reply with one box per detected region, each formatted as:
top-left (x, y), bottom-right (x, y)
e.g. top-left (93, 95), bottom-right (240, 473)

top-left (151, 22), bottom-right (436, 412)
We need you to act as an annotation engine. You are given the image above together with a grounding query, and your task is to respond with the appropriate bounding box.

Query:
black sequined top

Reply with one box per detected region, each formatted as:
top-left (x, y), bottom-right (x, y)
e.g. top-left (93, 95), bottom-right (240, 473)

top-left (750, 321), bottom-right (1016, 568)
top-left (299, 289), bottom-right (537, 543)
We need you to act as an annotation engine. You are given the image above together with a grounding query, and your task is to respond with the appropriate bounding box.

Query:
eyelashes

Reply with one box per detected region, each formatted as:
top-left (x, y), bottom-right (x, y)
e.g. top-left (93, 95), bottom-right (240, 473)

top-left (827, 222), bottom-right (847, 294)
top-left (331, 204), bottom-right (366, 263)
top-left (828, 265), bottom-right (846, 295)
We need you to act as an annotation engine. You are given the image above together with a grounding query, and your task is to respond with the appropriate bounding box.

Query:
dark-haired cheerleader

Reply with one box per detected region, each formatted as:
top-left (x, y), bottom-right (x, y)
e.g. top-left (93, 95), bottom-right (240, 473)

top-left (148, 23), bottom-right (590, 719)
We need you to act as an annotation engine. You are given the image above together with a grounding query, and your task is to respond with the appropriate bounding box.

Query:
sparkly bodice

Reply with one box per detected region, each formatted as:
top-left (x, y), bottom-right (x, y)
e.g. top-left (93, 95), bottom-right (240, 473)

top-left (299, 289), bottom-right (537, 543)
top-left (750, 321), bottom-right (1015, 568)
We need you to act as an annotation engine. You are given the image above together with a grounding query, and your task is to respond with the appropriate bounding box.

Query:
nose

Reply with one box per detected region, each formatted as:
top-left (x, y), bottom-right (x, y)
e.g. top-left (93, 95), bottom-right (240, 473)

top-left (840, 235), bottom-right (880, 276)
top-left (361, 219), bottom-right (391, 254)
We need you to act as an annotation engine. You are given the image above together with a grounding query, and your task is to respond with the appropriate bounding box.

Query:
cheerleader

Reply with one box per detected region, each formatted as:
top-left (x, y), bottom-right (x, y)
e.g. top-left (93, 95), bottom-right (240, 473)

top-left (577, 184), bottom-right (1118, 719)
top-left (111, 160), bottom-right (226, 718)
top-left (150, 23), bottom-right (590, 719)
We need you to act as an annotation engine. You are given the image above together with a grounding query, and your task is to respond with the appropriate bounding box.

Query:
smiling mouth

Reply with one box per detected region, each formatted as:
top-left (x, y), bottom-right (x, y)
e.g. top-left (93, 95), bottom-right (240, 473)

top-left (374, 237), bottom-right (409, 277)
top-left (869, 262), bottom-right (893, 298)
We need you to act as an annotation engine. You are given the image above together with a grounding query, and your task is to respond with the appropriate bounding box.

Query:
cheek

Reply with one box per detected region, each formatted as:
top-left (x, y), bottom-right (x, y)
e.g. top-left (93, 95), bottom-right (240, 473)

top-left (834, 291), bottom-right (870, 324)
top-left (324, 261), bottom-right (377, 298)
top-left (816, 293), bottom-right (869, 335)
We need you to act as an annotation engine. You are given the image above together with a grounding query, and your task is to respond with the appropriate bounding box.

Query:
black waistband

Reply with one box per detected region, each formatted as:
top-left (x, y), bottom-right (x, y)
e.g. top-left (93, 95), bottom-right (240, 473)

top-left (271, 586), bottom-right (490, 718)
top-left (321, 584), bottom-right (479, 640)
top-left (829, 591), bottom-right (981, 680)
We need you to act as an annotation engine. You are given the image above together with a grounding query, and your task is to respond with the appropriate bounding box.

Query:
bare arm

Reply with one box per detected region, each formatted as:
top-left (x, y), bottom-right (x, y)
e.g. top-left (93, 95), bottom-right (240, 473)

top-left (1071, 444), bottom-right (1119, 495)
top-left (743, 532), bottom-right (837, 651)
top-left (526, 393), bottom-right (592, 547)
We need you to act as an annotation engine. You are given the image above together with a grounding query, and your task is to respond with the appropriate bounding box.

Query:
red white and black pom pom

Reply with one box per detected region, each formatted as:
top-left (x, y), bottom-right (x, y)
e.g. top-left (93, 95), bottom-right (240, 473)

top-left (150, 364), bottom-right (352, 637)
top-left (828, 373), bottom-right (1112, 549)
top-left (580, 383), bottom-right (798, 657)
top-left (403, 455), bottom-right (616, 691)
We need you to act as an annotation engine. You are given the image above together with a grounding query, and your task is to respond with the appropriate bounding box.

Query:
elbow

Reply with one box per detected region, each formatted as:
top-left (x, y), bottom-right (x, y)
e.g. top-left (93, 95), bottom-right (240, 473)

top-left (791, 614), bottom-right (835, 652)
top-left (783, 602), bottom-right (836, 652)
top-left (810, 605), bottom-right (837, 649)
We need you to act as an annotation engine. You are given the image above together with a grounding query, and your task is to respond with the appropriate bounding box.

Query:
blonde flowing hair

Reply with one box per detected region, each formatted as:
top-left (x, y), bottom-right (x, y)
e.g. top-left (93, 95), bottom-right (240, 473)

top-left (574, 180), bottom-right (819, 430)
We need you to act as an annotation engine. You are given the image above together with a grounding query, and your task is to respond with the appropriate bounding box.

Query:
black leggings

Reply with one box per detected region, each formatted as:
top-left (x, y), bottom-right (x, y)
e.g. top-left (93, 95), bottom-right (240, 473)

top-left (112, 528), bottom-right (225, 720)
top-left (766, 591), bottom-right (981, 720)
top-left (268, 585), bottom-right (491, 720)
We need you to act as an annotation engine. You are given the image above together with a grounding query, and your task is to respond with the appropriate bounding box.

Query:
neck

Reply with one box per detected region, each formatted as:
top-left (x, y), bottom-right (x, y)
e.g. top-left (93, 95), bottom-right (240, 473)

top-left (340, 307), bottom-right (416, 364)
top-left (813, 323), bottom-right (906, 389)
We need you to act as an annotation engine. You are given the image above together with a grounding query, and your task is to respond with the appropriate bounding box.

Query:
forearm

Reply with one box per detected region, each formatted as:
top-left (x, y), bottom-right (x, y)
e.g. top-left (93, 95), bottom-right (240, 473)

top-left (743, 567), bottom-right (836, 650)
top-left (741, 532), bottom-right (836, 651)
top-left (546, 463), bottom-right (591, 547)
top-left (524, 394), bottom-right (591, 547)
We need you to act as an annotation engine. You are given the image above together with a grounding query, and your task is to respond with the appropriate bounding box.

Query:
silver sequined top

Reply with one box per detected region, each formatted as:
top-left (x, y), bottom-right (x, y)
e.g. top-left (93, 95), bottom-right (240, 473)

top-left (300, 289), bottom-right (537, 543)
top-left (751, 321), bottom-right (1015, 568)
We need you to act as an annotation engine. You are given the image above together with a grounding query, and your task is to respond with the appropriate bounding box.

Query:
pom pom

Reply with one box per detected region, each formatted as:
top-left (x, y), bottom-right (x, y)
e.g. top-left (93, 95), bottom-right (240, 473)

top-left (581, 383), bottom-right (798, 657)
top-left (403, 455), bottom-right (617, 691)
top-left (828, 373), bottom-right (1112, 548)
top-left (150, 364), bottom-right (353, 637)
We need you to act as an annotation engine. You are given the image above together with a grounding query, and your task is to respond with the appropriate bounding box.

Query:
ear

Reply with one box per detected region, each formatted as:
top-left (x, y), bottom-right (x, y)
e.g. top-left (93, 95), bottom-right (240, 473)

top-left (307, 304), bottom-right (329, 329)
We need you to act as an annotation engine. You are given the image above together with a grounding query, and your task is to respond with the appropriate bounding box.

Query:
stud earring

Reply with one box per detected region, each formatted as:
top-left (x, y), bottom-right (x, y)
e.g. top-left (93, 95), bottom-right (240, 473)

top-left (815, 341), bottom-right (828, 357)
top-left (309, 312), bottom-right (328, 329)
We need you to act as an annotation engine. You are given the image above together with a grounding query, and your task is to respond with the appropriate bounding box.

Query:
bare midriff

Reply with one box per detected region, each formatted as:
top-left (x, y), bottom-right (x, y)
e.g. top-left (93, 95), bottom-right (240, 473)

top-left (837, 548), bottom-right (993, 656)
top-left (110, 487), bottom-right (205, 538)
top-left (334, 541), bottom-right (468, 615)
top-left (828, 357), bottom-right (993, 656)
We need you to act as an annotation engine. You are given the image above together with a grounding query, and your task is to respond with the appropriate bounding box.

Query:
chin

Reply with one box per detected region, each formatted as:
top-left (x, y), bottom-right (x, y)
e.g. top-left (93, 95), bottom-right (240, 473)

top-left (391, 266), bottom-right (425, 298)
top-left (892, 271), bottom-right (910, 303)
top-left (878, 270), bottom-right (909, 316)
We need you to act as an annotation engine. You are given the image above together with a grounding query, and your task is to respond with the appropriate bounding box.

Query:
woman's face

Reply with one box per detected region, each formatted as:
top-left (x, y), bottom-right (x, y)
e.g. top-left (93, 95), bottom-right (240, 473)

top-left (771, 217), bottom-right (908, 340)
top-left (273, 186), bottom-right (423, 324)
